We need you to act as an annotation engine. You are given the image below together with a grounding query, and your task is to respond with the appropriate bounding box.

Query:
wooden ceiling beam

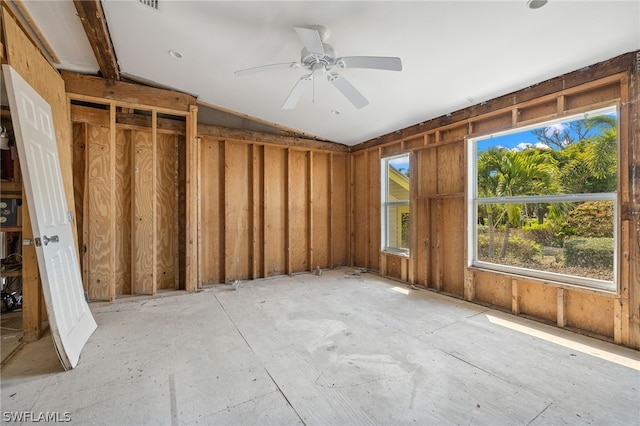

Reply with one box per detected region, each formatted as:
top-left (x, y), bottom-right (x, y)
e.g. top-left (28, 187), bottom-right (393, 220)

top-left (73, 0), bottom-right (119, 80)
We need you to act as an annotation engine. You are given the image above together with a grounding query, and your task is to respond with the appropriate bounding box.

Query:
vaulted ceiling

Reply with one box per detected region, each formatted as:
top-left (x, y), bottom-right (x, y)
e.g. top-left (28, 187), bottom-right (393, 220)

top-left (10, 0), bottom-right (640, 146)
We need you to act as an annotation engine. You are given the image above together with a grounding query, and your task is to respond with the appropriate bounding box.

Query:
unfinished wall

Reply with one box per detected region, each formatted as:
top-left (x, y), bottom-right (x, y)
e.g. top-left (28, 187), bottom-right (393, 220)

top-left (351, 52), bottom-right (640, 350)
top-left (70, 105), bottom-right (186, 300)
top-left (198, 128), bottom-right (350, 284)
top-left (62, 70), bottom-right (198, 301)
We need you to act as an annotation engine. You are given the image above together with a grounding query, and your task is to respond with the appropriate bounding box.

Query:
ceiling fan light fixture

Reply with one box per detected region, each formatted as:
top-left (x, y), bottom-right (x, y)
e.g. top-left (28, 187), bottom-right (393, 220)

top-left (527, 0), bottom-right (548, 9)
top-left (235, 25), bottom-right (401, 110)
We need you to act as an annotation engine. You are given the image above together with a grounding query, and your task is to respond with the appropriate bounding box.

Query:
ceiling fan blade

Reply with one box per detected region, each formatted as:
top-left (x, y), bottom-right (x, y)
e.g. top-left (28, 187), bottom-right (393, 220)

top-left (294, 27), bottom-right (325, 55)
top-left (337, 56), bottom-right (402, 71)
top-left (282, 74), bottom-right (313, 109)
top-left (235, 62), bottom-right (300, 77)
top-left (327, 73), bottom-right (369, 109)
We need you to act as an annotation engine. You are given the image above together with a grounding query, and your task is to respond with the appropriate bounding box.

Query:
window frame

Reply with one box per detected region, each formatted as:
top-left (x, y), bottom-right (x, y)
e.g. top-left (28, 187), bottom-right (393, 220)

top-left (381, 153), bottom-right (411, 255)
top-left (467, 105), bottom-right (619, 293)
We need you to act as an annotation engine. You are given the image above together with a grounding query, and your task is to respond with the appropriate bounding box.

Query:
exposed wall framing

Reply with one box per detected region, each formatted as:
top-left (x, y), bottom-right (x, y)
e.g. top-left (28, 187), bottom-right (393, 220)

top-left (198, 126), bottom-right (350, 284)
top-left (351, 52), bottom-right (640, 350)
top-left (68, 95), bottom-right (194, 301)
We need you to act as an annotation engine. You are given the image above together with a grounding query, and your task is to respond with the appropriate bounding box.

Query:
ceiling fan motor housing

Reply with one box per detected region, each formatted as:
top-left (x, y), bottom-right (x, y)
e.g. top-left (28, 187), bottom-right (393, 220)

top-left (301, 44), bottom-right (337, 70)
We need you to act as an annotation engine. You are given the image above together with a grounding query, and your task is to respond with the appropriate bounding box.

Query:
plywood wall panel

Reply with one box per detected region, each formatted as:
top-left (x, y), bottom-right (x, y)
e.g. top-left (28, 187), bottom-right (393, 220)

top-left (385, 253), bottom-right (403, 280)
top-left (414, 197), bottom-right (428, 286)
top-left (156, 133), bottom-right (177, 289)
top-left (177, 135), bottom-right (187, 288)
top-left (437, 142), bottom-right (464, 194)
top-left (353, 153), bottom-right (368, 267)
top-left (115, 129), bottom-right (132, 295)
top-left (252, 145), bottom-right (265, 278)
top-left (427, 199), bottom-right (442, 289)
top-left (367, 150), bottom-right (381, 270)
top-left (417, 149), bottom-right (437, 196)
top-left (565, 291), bottom-right (615, 337)
top-left (516, 101), bottom-right (556, 123)
top-left (564, 83), bottom-right (620, 111)
top-left (381, 142), bottom-right (403, 157)
top-left (472, 112), bottom-right (512, 136)
top-left (404, 136), bottom-right (425, 151)
top-left (264, 146), bottom-right (287, 276)
top-left (224, 141), bottom-right (252, 281)
top-left (438, 125), bottom-right (466, 143)
top-left (288, 150), bottom-right (309, 273)
top-left (474, 270), bottom-right (511, 310)
top-left (331, 154), bottom-right (349, 267)
top-left (441, 197), bottom-right (465, 296)
top-left (72, 123), bottom-right (87, 288)
top-left (86, 125), bottom-right (112, 300)
top-left (197, 135), bottom-right (345, 281)
top-left (200, 138), bottom-right (224, 283)
top-left (312, 152), bottom-right (330, 269)
top-left (517, 280), bottom-right (557, 323)
top-left (132, 130), bottom-right (154, 294)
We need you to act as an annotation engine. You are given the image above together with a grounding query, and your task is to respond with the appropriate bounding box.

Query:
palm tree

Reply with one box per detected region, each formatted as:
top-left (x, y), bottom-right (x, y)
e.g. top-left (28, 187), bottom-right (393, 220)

top-left (583, 115), bottom-right (617, 184)
top-left (477, 148), bottom-right (557, 258)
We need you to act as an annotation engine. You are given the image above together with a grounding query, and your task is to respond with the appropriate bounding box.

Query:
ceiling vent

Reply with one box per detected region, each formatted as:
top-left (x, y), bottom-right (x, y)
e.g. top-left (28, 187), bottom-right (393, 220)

top-left (139, 0), bottom-right (158, 10)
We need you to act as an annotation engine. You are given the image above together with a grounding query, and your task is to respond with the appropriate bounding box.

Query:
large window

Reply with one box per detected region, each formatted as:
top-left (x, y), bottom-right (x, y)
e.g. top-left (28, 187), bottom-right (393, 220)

top-left (468, 106), bottom-right (618, 291)
top-left (382, 154), bottom-right (410, 253)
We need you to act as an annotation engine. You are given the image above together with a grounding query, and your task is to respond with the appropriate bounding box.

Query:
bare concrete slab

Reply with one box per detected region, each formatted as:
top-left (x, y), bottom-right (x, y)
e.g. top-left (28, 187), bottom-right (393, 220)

top-left (1, 269), bottom-right (638, 425)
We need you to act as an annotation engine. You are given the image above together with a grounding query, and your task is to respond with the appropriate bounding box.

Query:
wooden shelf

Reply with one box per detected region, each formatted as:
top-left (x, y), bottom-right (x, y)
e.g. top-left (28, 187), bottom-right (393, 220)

top-left (0, 182), bottom-right (22, 195)
top-left (0, 226), bottom-right (21, 232)
top-left (0, 269), bottom-right (22, 277)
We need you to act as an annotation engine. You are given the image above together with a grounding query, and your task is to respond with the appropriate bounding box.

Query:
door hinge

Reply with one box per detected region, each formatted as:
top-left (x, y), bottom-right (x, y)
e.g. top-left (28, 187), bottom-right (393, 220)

top-left (67, 211), bottom-right (73, 222)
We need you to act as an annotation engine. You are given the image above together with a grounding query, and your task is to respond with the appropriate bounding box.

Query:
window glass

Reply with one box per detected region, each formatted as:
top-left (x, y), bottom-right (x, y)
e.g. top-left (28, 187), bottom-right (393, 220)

top-left (383, 154), bottom-right (410, 252)
top-left (470, 106), bottom-right (617, 291)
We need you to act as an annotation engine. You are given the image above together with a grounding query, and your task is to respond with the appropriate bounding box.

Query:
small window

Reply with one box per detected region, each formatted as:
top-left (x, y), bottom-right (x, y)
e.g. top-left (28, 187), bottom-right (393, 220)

top-left (382, 154), bottom-right (410, 253)
top-left (468, 106), bottom-right (618, 291)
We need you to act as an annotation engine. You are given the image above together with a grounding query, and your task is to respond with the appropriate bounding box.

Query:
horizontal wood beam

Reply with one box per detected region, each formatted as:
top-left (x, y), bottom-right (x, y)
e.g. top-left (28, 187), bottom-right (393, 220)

top-left (198, 122), bottom-right (350, 153)
top-left (73, 0), bottom-right (119, 80)
top-left (62, 72), bottom-right (196, 112)
top-left (70, 105), bottom-right (187, 134)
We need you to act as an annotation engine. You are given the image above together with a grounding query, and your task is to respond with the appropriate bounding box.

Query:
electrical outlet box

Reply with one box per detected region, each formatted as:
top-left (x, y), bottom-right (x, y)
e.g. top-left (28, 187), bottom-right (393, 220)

top-left (0, 198), bottom-right (18, 227)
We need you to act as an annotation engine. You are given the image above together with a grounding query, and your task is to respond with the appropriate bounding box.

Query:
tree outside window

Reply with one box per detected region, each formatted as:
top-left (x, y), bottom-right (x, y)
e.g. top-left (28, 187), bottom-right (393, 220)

top-left (469, 106), bottom-right (617, 291)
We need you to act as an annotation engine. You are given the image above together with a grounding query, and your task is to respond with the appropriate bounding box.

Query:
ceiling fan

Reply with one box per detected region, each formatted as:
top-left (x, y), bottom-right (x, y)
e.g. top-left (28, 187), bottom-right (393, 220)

top-left (234, 25), bottom-right (402, 110)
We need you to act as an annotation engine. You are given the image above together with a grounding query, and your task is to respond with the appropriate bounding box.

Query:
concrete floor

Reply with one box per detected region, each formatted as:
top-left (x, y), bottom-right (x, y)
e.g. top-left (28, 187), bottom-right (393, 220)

top-left (1, 309), bottom-right (22, 364)
top-left (1, 269), bottom-right (638, 425)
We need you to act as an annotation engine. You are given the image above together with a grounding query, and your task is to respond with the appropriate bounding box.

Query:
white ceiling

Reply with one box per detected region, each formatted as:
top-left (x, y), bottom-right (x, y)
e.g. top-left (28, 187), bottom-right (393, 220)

top-left (19, 0), bottom-right (640, 146)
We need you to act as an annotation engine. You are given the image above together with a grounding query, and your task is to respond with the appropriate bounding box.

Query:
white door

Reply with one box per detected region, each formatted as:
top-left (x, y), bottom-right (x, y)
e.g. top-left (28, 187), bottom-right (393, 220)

top-left (3, 65), bottom-right (97, 370)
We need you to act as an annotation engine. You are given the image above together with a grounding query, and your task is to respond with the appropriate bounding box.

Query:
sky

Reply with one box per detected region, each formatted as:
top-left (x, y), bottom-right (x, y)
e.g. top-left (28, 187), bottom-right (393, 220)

top-left (389, 156), bottom-right (410, 173)
top-left (477, 109), bottom-right (617, 153)
top-left (477, 129), bottom-right (550, 152)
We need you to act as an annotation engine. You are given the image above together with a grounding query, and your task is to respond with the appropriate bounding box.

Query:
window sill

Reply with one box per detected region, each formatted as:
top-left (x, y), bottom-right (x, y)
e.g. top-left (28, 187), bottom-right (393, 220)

top-left (468, 264), bottom-right (618, 296)
top-left (381, 250), bottom-right (410, 258)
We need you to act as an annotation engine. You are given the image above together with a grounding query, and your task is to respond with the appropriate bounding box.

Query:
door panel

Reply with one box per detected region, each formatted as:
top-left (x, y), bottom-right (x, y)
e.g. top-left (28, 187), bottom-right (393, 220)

top-left (3, 64), bottom-right (97, 370)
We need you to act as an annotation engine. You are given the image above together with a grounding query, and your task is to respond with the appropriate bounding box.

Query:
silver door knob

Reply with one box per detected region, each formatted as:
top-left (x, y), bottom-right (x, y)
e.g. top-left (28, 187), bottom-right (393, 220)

top-left (42, 235), bottom-right (59, 245)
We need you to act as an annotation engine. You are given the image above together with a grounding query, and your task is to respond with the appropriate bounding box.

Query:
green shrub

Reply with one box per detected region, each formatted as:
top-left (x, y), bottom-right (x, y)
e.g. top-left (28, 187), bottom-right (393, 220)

top-left (478, 233), bottom-right (542, 264)
top-left (523, 222), bottom-right (557, 247)
top-left (566, 201), bottom-right (613, 238)
top-left (564, 237), bottom-right (613, 269)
